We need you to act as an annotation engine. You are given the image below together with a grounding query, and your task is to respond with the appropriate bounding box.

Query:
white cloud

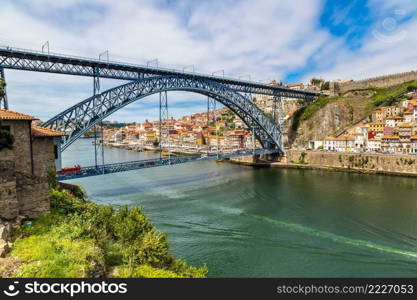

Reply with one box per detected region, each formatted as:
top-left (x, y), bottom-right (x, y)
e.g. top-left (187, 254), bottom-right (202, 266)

top-left (302, 0), bottom-right (417, 82)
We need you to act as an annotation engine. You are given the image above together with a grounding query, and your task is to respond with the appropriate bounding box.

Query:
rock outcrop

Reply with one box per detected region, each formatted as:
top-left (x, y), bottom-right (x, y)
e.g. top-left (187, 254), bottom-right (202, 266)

top-left (287, 90), bottom-right (375, 147)
top-left (0, 222), bottom-right (12, 257)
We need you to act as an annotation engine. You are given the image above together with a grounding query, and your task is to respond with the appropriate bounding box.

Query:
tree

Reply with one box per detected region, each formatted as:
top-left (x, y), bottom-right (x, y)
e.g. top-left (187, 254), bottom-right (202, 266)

top-left (0, 121), bottom-right (14, 150)
top-left (0, 78), bottom-right (5, 98)
top-left (0, 79), bottom-right (14, 150)
top-left (321, 81), bottom-right (330, 91)
top-left (310, 78), bottom-right (324, 88)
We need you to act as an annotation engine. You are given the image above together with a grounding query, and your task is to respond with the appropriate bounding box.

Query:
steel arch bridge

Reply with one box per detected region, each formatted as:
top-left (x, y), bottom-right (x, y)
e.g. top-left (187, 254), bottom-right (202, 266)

top-left (42, 75), bottom-right (285, 153)
top-left (0, 46), bottom-right (320, 178)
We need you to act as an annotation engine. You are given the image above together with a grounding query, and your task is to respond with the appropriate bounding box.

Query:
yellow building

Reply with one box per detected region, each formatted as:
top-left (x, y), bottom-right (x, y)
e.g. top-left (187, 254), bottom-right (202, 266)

top-left (368, 122), bottom-right (384, 132)
top-left (144, 131), bottom-right (156, 143)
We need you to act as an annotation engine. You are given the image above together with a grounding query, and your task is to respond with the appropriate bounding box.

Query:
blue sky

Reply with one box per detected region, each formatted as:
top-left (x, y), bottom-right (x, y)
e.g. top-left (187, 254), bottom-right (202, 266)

top-left (1, 0), bottom-right (417, 122)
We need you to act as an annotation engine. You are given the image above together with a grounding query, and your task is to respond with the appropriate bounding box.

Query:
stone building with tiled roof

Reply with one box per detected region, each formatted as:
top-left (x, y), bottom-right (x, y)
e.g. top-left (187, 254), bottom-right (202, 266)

top-left (0, 109), bottom-right (65, 220)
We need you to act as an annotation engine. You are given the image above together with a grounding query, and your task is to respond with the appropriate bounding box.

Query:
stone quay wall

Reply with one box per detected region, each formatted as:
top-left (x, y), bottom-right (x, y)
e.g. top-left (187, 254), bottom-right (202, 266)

top-left (281, 151), bottom-right (417, 176)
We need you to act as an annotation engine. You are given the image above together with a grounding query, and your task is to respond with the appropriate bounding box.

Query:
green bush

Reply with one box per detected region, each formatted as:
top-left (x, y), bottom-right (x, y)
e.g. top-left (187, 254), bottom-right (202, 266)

top-left (0, 120), bottom-right (15, 151)
top-left (300, 95), bottom-right (333, 121)
top-left (4, 188), bottom-right (207, 278)
top-left (368, 80), bottom-right (417, 109)
top-left (116, 264), bottom-right (184, 278)
top-left (112, 206), bottom-right (153, 244)
top-left (49, 189), bottom-right (86, 215)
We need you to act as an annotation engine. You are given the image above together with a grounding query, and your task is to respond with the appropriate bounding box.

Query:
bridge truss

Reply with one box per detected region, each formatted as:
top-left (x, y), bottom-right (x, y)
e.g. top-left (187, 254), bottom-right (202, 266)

top-left (56, 148), bottom-right (279, 181)
top-left (0, 46), bottom-right (319, 176)
top-left (0, 47), bottom-right (316, 98)
top-left (42, 75), bottom-right (287, 153)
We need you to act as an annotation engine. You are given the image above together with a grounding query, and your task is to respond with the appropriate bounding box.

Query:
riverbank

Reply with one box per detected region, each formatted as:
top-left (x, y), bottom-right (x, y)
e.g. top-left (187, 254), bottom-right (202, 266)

top-left (0, 185), bottom-right (207, 278)
top-left (104, 141), bottom-right (240, 157)
top-left (230, 150), bottom-right (417, 177)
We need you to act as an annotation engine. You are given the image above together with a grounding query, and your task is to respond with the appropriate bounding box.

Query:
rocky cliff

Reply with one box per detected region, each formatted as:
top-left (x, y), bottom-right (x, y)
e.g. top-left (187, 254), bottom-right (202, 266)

top-left (286, 79), bottom-right (417, 148)
top-left (287, 90), bottom-right (375, 147)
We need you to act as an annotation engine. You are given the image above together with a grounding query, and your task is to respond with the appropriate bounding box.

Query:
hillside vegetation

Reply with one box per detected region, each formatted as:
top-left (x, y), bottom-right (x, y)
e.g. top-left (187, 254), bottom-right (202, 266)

top-left (0, 188), bottom-right (207, 278)
top-left (288, 80), bottom-right (417, 147)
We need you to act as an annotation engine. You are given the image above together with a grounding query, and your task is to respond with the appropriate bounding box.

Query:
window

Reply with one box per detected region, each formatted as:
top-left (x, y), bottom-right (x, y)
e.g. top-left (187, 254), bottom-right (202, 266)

top-left (54, 145), bottom-right (58, 159)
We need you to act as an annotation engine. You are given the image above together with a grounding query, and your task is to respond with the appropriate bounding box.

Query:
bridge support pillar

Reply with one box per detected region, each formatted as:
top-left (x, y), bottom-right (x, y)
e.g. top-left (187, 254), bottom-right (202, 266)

top-left (93, 69), bottom-right (104, 170)
top-left (273, 95), bottom-right (284, 128)
top-left (206, 96), bottom-right (217, 156)
top-left (0, 68), bottom-right (9, 109)
top-left (159, 91), bottom-right (170, 162)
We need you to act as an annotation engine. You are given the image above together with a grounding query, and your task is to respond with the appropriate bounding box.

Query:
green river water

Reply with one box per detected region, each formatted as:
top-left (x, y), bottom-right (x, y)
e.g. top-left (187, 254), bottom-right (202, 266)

top-left (63, 139), bottom-right (417, 277)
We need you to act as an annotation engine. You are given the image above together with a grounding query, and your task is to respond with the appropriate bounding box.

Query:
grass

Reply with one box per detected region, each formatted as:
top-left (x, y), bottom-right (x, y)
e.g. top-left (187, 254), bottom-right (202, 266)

top-left (290, 95), bottom-right (336, 131)
top-left (2, 188), bottom-right (207, 278)
top-left (299, 95), bottom-right (336, 121)
top-left (367, 80), bottom-right (417, 109)
top-left (10, 224), bottom-right (104, 278)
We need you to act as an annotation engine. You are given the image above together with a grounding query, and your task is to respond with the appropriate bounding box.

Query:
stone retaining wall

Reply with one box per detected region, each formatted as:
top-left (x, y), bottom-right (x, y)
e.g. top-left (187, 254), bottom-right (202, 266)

top-left (283, 151), bottom-right (417, 176)
top-left (334, 71), bottom-right (417, 94)
top-left (0, 161), bottom-right (18, 220)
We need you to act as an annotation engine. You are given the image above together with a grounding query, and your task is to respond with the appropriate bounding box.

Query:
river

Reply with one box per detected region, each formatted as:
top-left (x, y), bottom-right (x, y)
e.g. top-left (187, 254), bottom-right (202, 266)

top-left (62, 139), bottom-right (417, 277)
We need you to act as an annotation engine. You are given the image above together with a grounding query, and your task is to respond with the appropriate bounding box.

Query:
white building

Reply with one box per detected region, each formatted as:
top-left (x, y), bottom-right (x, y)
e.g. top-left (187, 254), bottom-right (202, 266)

top-left (308, 140), bottom-right (323, 150)
top-left (323, 136), bottom-right (354, 152)
top-left (367, 139), bottom-right (381, 152)
top-left (354, 133), bottom-right (366, 150)
top-left (411, 136), bottom-right (417, 154)
top-left (404, 111), bottom-right (414, 123)
top-left (385, 116), bottom-right (404, 127)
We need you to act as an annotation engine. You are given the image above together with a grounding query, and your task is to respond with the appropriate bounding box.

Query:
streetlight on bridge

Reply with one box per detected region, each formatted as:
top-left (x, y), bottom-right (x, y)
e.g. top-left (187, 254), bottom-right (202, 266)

top-left (99, 50), bottom-right (109, 63)
top-left (146, 59), bottom-right (158, 68)
top-left (182, 65), bottom-right (195, 73)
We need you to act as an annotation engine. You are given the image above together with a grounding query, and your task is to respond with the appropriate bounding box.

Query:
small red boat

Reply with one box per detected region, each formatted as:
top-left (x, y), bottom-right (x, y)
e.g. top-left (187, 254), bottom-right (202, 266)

top-left (57, 165), bottom-right (81, 174)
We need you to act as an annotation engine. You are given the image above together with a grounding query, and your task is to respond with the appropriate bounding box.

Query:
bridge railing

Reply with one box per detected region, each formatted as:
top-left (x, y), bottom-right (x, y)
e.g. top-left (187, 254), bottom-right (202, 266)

top-left (0, 45), bottom-right (270, 85)
top-left (0, 45), bottom-right (317, 96)
top-left (56, 148), bottom-right (279, 180)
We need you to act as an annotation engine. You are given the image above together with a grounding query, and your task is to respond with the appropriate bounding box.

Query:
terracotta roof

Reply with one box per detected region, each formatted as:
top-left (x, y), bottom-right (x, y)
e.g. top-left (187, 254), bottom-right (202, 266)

top-left (411, 135), bottom-right (417, 140)
top-left (31, 126), bottom-right (66, 137)
top-left (0, 109), bottom-right (35, 120)
top-left (382, 135), bottom-right (399, 139)
top-left (324, 136), bottom-right (354, 141)
top-left (336, 135), bottom-right (354, 140)
top-left (287, 83), bottom-right (303, 87)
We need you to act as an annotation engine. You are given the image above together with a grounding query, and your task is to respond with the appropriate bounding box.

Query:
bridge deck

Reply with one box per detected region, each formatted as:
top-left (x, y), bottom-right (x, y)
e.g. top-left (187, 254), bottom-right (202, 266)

top-left (57, 149), bottom-right (279, 180)
top-left (0, 46), bottom-right (316, 97)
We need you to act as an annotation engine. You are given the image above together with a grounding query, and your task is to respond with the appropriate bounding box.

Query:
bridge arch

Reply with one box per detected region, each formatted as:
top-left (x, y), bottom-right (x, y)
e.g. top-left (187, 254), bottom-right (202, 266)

top-left (42, 75), bottom-right (284, 153)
